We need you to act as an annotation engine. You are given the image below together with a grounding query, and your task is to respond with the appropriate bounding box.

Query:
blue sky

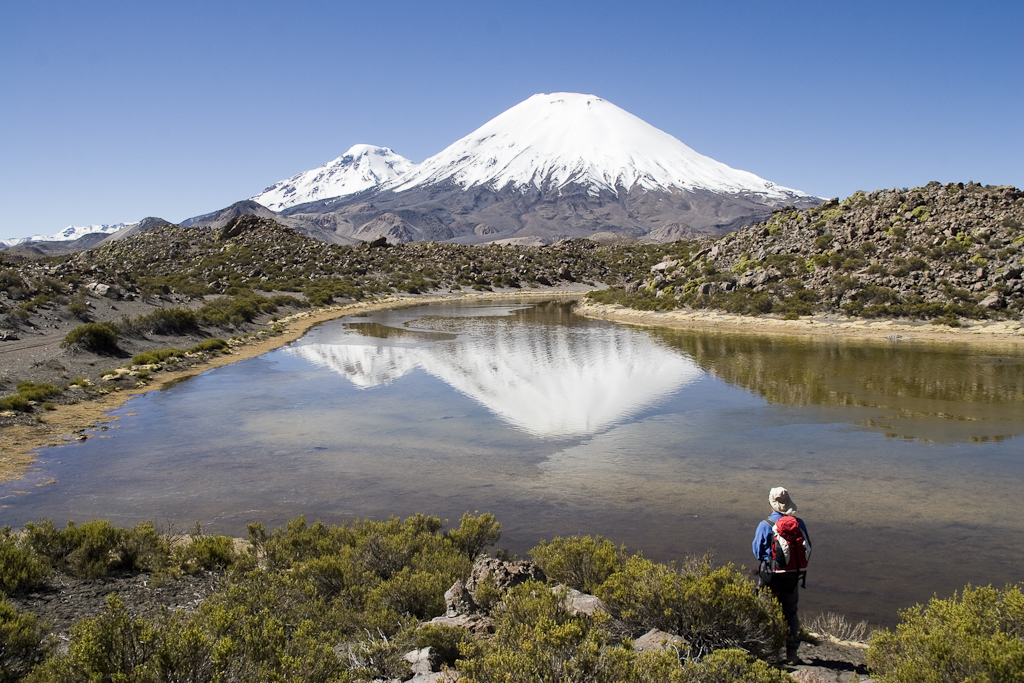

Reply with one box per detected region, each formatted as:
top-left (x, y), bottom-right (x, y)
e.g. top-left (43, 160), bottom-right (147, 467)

top-left (1, 0), bottom-right (1021, 240)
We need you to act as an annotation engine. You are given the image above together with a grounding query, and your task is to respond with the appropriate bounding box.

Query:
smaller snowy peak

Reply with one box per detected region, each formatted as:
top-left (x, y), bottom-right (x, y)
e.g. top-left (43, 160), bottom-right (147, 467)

top-left (387, 92), bottom-right (815, 202)
top-left (252, 145), bottom-right (415, 212)
top-left (0, 222), bottom-right (132, 247)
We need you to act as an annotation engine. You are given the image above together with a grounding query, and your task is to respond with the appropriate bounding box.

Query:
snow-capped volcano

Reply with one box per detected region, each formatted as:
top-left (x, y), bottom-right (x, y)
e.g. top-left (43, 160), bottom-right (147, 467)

top-left (387, 92), bottom-right (810, 202)
top-left (0, 222), bottom-right (132, 248)
top-left (252, 145), bottom-right (414, 212)
top-left (186, 92), bottom-right (821, 244)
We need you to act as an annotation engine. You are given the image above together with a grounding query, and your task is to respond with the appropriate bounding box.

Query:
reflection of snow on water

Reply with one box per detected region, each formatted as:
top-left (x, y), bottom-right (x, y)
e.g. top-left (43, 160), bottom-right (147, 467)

top-left (289, 319), bottom-right (702, 438)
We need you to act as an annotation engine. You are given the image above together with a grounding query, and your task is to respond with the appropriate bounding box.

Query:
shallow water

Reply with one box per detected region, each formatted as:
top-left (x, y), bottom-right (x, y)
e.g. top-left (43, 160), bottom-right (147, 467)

top-left (2, 299), bottom-right (1023, 626)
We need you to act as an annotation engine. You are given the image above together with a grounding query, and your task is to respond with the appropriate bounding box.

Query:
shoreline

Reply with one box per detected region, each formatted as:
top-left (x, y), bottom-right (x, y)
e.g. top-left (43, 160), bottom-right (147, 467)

top-left (0, 290), bottom-right (583, 482)
top-left (575, 300), bottom-right (1024, 346)
top-left (4, 289), bottom-right (1022, 482)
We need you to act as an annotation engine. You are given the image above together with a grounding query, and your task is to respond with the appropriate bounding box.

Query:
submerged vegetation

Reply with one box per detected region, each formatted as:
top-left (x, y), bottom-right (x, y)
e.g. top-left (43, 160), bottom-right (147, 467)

top-left (2, 515), bottom-right (1020, 681)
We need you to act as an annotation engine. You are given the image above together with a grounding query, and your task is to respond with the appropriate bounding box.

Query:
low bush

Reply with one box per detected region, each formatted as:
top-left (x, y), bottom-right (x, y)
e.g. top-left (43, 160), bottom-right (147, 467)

top-left (413, 622), bottom-right (474, 668)
top-left (24, 594), bottom-right (212, 683)
top-left (866, 584), bottom-right (1024, 683)
top-left (529, 535), bottom-right (623, 593)
top-left (674, 648), bottom-right (795, 683)
top-left (0, 394), bottom-right (30, 412)
top-left (61, 322), bottom-right (119, 353)
top-left (0, 529), bottom-right (49, 594)
top-left (22, 519), bottom-right (177, 579)
top-left (65, 300), bottom-right (89, 321)
top-left (133, 307), bottom-right (199, 335)
top-left (174, 534), bottom-right (236, 574)
top-left (597, 555), bottom-right (786, 660)
top-left (458, 581), bottom-right (664, 683)
top-left (0, 598), bottom-right (48, 683)
top-left (445, 512), bottom-right (502, 559)
top-left (188, 337), bottom-right (229, 353)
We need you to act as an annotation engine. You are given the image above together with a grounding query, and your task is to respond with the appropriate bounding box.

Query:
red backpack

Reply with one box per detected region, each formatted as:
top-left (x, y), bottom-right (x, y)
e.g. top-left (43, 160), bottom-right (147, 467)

top-left (765, 515), bottom-right (810, 585)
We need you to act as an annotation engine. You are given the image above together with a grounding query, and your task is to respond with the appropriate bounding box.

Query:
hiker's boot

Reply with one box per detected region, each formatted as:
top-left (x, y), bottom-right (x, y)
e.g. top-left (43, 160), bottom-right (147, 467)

top-left (786, 646), bottom-right (801, 666)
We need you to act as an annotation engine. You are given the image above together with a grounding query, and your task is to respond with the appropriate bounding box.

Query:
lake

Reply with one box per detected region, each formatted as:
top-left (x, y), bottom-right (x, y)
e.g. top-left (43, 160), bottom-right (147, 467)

top-left (2, 298), bottom-right (1023, 626)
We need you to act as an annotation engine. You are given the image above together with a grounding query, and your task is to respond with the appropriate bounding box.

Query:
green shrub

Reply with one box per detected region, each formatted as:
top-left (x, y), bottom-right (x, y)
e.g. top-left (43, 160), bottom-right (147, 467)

top-left (0, 529), bottom-right (49, 594)
top-left (0, 395), bottom-right (30, 412)
top-left (21, 519), bottom-right (172, 579)
top-left (57, 520), bottom-right (125, 579)
top-left (459, 581), bottom-right (680, 683)
top-left (118, 522), bottom-right (171, 573)
top-left (61, 322), bottom-right (119, 353)
top-left (174, 534), bottom-right (236, 574)
top-left (66, 300), bottom-right (89, 320)
top-left (445, 512), bottom-right (501, 559)
top-left (0, 598), bottom-right (48, 683)
top-left (24, 594), bottom-right (212, 683)
top-left (134, 307), bottom-right (199, 335)
top-left (675, 648), bottom-right (795, 683)
top-left (866, 584), bottom-right (1024, 683)
top-left (188, 337), bottom-right (229, 353)
top-left (529, 535), bottom-right (623, 593)
top-left (15, 382), bottom-right (61, 402)
top-left (597, 555), bottom-right (786, 660)
top-left (414, 622), bottom-right (474, 667)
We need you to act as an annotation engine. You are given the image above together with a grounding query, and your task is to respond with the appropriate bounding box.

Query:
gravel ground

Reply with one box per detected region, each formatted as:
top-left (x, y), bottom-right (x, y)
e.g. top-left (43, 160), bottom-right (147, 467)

top-left (7, 569), bottom-right (227, 637)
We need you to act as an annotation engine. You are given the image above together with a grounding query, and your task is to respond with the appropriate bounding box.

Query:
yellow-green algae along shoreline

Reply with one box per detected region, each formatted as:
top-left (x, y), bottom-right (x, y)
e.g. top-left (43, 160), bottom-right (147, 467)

top-left (576, 300), bottom-right (1024, 345)
top-left (0, 291), bottom-right (583, 483)
top-left (3, 290), bottom-right (1022, 483)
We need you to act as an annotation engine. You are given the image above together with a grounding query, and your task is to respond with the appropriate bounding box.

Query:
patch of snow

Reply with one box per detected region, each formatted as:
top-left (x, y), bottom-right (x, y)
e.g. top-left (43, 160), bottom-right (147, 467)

top-left (387, 92), bottom-right (815, 201)
top-left (0, 222), bottom-right (132, 247)
top-left (252, 145), bottom-right (415, 211)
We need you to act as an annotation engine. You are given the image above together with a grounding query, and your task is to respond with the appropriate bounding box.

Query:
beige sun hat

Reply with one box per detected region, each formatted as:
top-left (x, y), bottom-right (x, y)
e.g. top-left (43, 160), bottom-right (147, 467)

top-left (769, 487), bottom-right (797, 515)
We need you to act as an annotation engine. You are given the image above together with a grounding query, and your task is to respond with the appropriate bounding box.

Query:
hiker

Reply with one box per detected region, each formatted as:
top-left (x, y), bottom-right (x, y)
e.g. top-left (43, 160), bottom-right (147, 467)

top-left (753, 486), bottom-right (811, 664)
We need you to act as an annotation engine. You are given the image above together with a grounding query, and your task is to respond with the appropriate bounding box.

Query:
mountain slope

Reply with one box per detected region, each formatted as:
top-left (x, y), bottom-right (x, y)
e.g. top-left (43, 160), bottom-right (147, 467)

top-left (251, 145), bottom-right (414, 212)
top-left (388, 93), bottom-right (808, 201)
top-left (282, 93), bottom-right (821, 244)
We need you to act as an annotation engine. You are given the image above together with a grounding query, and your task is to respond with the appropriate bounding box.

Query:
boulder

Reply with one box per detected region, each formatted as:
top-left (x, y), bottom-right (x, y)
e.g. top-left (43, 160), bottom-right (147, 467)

top-left (979, 292), bottom-right (1005, 309)
top-left (632, 628), bottom-right (688, 653)
top-left (404, 647), bottom-right (440, 675)
top-left (425, 612), bottom-right (494, 636)
top-left (563, 588), bottom-right (608, 617)
top-left (466, 557), bottom-right (545, 595)
top-left (444, 580), bottom-right (477, 617)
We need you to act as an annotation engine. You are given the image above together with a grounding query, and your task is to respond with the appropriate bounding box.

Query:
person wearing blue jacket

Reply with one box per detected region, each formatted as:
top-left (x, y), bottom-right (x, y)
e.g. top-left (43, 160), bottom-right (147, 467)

top-left (753, 486), bottom-right (810, 665)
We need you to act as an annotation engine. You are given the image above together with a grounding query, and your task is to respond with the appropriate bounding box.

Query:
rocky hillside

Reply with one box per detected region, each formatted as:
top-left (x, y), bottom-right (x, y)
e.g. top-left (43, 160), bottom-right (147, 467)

top-left (3, 182), bottom-right (1022, 347)
top-left (593, 182), bottom-right (1024, 323)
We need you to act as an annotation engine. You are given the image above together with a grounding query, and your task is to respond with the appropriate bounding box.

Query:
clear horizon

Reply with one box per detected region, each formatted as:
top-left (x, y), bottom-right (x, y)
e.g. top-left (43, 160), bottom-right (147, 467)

top-left (1, 0), bottom-right (1021, 240)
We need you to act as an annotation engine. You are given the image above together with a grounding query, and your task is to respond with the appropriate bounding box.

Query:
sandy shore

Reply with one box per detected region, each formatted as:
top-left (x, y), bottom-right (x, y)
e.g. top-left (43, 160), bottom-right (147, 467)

top-left (575, 300), bottom-right (1024, 346)
top-left (0, 290), bottom-right (585, 482)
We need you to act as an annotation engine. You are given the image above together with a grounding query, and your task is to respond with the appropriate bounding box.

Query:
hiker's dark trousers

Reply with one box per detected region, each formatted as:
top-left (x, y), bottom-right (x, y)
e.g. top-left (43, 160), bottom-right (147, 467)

top-left (770, 573), bottom-right (800, 652)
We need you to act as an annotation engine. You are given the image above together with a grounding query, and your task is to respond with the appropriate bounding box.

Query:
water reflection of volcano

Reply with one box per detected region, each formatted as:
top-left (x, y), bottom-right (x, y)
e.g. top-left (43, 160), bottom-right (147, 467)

top-left (289, 319), bottom-right (702, 438)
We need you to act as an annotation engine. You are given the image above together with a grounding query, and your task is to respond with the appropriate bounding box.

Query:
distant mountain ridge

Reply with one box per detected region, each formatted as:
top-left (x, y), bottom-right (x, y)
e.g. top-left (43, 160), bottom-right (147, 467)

top-left (250, 145), bottom-right (414, 212)
top-left (0, 222), bottom-right (130, 248)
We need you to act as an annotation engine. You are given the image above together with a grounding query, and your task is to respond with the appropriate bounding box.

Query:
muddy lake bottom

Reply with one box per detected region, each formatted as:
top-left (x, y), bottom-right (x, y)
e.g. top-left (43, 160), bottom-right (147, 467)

top-left (3, 299), bottom-right (1023, 628)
